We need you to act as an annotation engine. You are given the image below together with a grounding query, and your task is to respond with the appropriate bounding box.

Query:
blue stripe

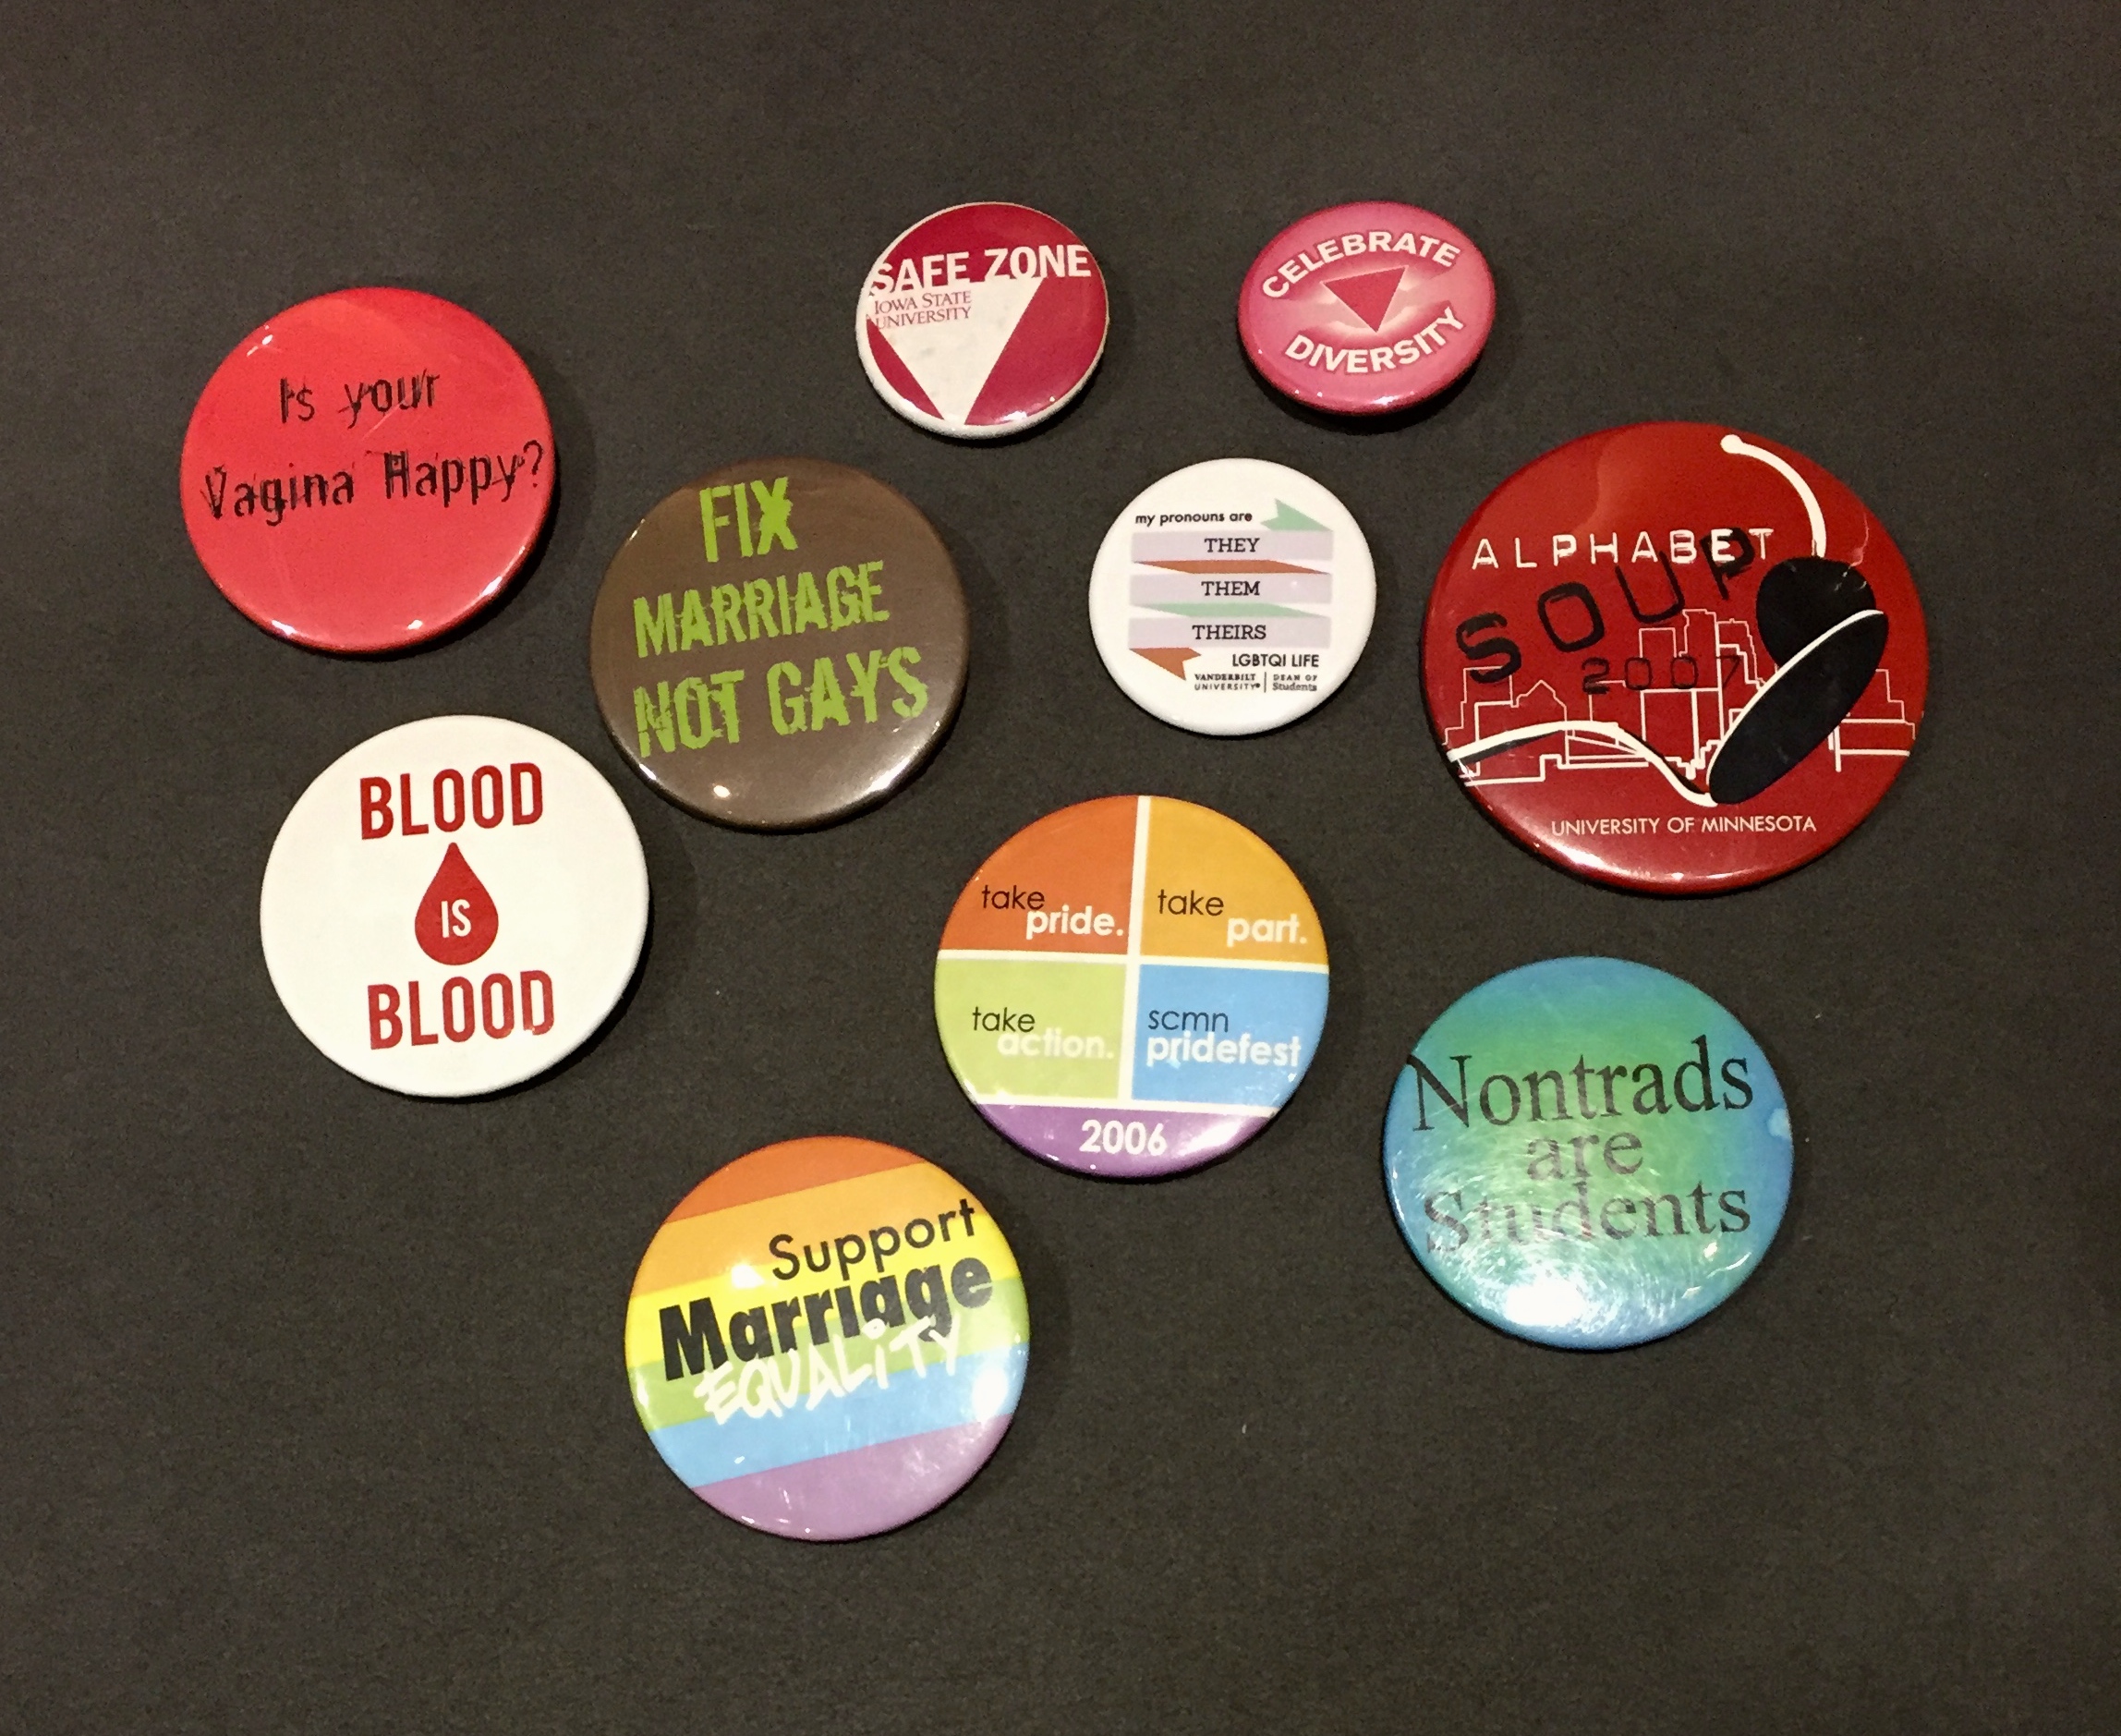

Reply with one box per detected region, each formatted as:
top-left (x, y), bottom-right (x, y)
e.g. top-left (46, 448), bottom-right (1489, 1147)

top-left (647, 1341), bottom-right (1026, 1487)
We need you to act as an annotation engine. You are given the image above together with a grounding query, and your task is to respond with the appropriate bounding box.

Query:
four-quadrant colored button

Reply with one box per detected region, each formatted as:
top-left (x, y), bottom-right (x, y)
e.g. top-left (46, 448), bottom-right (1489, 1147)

top-left (259, 715), bottom-right (648, 1098)
top-left (934, 796), bottom-right (1328, 1178)
top-left (857, 202), bottom-right (1108, 439)
top-left (1383, 957), bottom-right (1792, 1349)
top-left (1420, 422), bottom-right (1928, 892)
top-left (180, 287), bottom-right (554, 652)
top-left (625, 1137), bottom-right (1030, 1541)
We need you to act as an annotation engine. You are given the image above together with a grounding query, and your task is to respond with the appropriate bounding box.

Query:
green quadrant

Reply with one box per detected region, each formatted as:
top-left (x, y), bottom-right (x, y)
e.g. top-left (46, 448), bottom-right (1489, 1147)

top-left (935, 956), bottom-right (1125, 1101)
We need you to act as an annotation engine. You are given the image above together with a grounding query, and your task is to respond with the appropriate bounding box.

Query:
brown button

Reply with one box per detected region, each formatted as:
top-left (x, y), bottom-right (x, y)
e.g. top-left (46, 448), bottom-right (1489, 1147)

top-left (590, 459), bottom-right (968, 829)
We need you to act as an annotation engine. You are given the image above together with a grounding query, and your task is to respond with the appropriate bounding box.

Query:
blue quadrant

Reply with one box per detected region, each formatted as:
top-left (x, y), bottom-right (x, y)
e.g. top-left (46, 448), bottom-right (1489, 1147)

top-left (1130, 963), bottom-right (1327, 1108)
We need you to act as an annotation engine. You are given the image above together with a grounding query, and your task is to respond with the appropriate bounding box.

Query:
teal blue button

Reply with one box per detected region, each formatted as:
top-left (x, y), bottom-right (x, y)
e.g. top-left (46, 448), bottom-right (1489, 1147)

top-left (1384, 957), bottom-right (1792, 1349)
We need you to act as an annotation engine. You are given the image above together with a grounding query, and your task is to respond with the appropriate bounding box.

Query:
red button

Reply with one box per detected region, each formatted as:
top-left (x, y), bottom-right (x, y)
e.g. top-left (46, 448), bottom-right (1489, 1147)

top-left (1422, 423), bottom-right (1929, 892)
top-left (180, 288), bottom-right (554, 652)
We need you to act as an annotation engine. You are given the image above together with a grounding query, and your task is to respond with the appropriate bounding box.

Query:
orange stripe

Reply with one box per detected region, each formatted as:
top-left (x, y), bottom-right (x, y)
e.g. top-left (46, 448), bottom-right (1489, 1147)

top-left (666, 1137), bottom-right (927, 1222)
top-left (633, 1165), bottom-right (993, 1298)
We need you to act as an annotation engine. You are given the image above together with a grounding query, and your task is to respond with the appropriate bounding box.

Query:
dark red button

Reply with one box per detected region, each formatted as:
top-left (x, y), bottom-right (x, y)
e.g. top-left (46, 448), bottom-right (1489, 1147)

top-left (1421, 423), bottom-right (1928, 892)
top-left (180, 288), bottom-right (554, 652)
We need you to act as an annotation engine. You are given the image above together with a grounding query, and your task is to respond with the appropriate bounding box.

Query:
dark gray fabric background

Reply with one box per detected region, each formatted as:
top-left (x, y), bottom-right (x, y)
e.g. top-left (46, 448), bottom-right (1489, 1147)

top-left (3, 4), bottom-right (2115, 1730)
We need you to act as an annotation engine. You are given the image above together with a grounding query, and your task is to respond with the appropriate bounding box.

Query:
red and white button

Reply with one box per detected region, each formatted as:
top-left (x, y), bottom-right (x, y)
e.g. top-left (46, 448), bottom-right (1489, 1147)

top-left (856, 203), bottom-right (1108, 440)
top-left (260, 716), bottom-right (648, 1096)
top-left (180, 288), bottom-right (554, 652)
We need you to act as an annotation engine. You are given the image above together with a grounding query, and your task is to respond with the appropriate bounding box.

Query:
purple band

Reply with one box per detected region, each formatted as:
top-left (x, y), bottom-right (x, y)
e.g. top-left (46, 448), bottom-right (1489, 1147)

top-left (976, 1102), bottom-right (1270, 1178)
top-left (696, 1418), bottom-right (1013, 1542)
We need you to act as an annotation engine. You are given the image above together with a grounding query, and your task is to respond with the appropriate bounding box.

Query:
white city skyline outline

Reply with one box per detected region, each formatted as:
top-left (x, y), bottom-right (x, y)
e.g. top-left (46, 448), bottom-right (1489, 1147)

top-left (1440, 433), bottom-right (1911, 801)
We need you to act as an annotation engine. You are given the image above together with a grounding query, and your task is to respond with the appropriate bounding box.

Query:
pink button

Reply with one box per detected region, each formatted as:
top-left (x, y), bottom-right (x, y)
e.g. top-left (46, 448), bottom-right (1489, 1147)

top-left (1238, 202), bottom-right (1494, 416)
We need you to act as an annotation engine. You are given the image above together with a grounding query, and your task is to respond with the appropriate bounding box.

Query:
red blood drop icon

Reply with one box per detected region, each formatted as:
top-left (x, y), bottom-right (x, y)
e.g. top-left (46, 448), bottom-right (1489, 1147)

top-left (414, 843), bottom-right (499, 965)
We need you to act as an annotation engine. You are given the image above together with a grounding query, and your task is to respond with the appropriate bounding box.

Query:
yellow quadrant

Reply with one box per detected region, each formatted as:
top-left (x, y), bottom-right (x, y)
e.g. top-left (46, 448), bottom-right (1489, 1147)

top-left (1139, 796), bottom-right (1324, 965)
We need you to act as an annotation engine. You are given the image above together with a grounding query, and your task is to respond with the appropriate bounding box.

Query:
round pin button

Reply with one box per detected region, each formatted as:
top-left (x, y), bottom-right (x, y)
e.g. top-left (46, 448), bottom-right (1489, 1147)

top-left (1088, 459), bottom-right (1376, 735)
top-left (259, 716), bottom-right (648, 1097)
top-left (180, 288), bottom-right (554, 652)
top-left (1384, 957), bottom-right (1791, 1349)
top-left (857, 203), bottom-right (1108, 439)
top-left (935, 796), bottom-right (1328, 1178)
top-left (589, 459), bottom-right (968, 830)
top-left (1421, 422), bottom-right (1929, 892)
top-left (1238, 201), bottom-right (1494, 416)
top-left (625, 1137), bottom-right (1030, 1540)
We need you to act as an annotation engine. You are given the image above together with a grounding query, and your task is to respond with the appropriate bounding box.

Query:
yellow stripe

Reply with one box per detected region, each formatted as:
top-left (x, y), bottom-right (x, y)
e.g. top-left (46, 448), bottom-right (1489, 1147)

top-left (630, 1166), bottom-right (995, 1298)
top-left (627, 1298), bottom-right (1027, 1387)
top-left (624, 1219), bottom-right (1021, 1367)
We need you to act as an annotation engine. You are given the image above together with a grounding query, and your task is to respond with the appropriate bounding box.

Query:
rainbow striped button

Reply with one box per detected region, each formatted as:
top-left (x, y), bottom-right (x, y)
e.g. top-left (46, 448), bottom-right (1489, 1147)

top-left (625, 1138), bottom-right (1029, 1540)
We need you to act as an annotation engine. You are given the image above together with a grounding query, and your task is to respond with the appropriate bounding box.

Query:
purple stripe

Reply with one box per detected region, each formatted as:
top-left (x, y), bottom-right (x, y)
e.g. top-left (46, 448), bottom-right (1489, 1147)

top-left (695, 1418), bottom-right (1013, 1541)
top-left (977, 1102), bottom-right (1269, 1178)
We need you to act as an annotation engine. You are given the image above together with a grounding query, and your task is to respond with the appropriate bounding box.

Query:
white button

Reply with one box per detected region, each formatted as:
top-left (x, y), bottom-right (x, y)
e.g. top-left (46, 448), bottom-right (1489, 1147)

top-left (260, 715), bottom-right (648, 1096)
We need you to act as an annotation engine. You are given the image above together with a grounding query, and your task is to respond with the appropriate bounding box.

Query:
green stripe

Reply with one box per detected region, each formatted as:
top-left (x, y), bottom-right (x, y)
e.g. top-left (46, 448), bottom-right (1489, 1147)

top-left (1142, 602), bottom-right (1319, 618)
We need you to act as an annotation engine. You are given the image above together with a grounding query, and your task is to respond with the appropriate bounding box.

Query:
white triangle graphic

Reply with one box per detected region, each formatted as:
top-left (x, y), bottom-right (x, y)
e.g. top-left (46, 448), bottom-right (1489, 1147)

top-left (872, 273), bottom-right (1043, 425)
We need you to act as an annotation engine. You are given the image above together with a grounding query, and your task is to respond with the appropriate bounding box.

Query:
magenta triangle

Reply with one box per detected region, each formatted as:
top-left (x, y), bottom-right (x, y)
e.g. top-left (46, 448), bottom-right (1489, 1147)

top-left (1324, 265), bottom-right (1404, 332)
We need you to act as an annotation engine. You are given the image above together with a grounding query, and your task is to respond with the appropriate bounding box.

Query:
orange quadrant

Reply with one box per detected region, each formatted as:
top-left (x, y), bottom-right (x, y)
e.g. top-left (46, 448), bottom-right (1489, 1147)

top-left (939, 795), bottom-right (1137, 954)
